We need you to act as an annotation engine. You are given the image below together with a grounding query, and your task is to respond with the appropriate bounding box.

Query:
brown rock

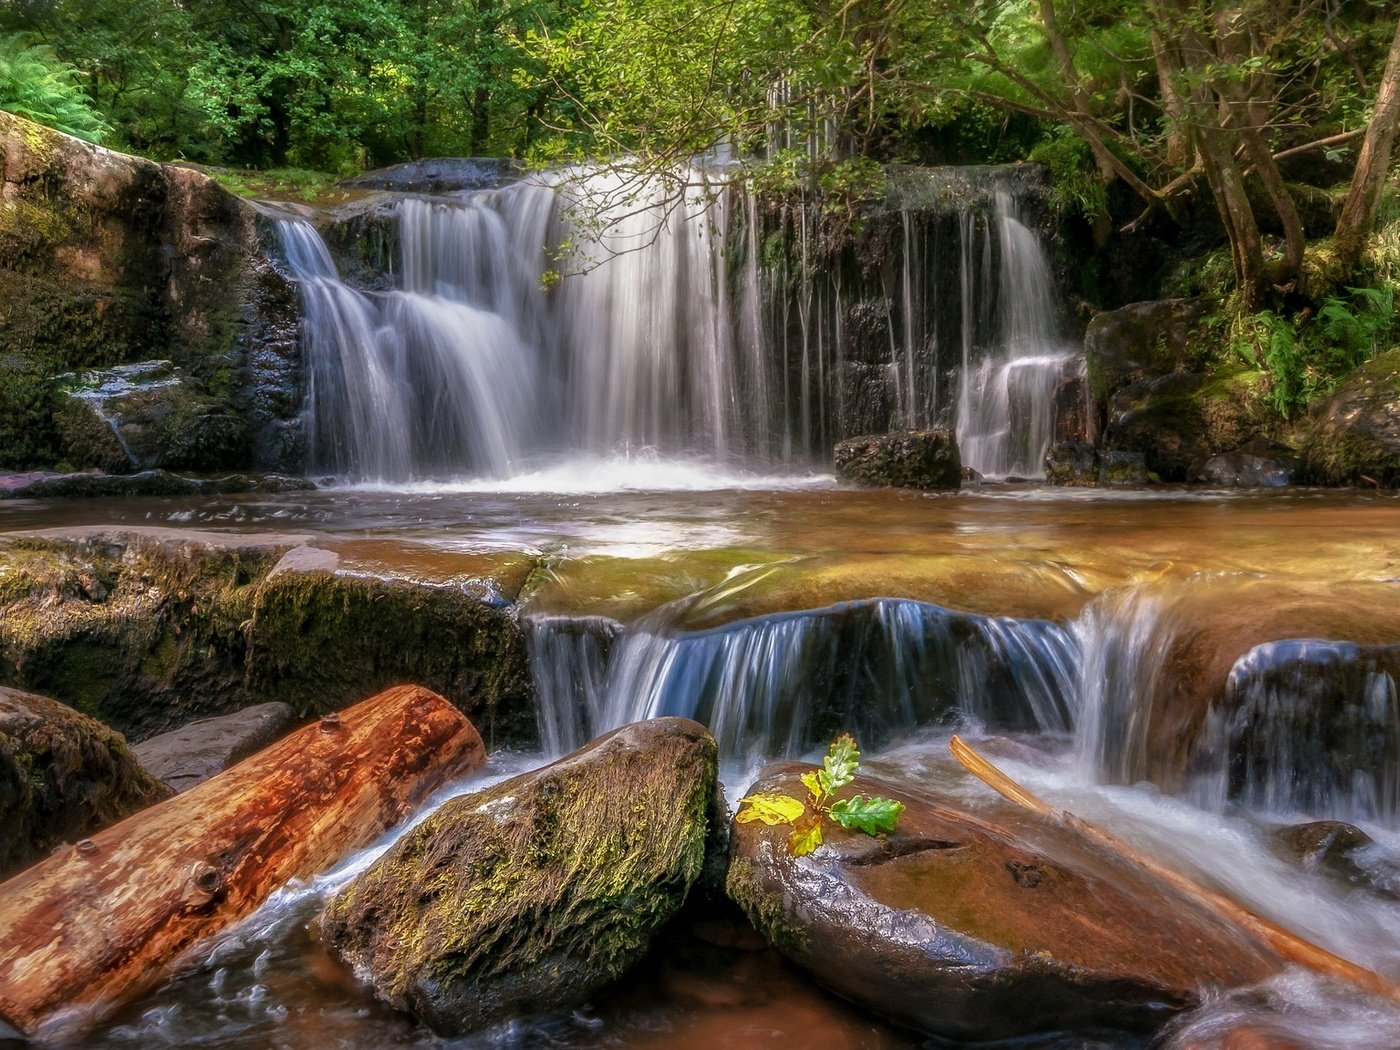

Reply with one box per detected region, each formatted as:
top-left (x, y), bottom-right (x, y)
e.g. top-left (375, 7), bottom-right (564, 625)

top-left (727, 763), bottom-right (1284, 1041)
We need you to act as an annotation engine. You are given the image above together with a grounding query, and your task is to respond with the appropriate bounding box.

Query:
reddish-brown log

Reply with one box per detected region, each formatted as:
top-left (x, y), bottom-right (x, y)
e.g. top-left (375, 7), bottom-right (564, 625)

top-left (0, 685), bottom-right (485, 1042)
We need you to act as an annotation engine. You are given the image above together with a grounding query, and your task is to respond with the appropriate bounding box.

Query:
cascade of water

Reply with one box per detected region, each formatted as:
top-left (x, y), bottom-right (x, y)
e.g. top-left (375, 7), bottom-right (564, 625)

top-left (955, 190), bottom-right (1080, 478)
top-left (528, 598), bottom-right (1079, 767)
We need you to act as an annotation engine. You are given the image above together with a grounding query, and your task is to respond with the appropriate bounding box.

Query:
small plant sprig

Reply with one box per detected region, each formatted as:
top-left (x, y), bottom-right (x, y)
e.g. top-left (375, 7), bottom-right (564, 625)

top-left (737, 734), bottom-right (904, 856)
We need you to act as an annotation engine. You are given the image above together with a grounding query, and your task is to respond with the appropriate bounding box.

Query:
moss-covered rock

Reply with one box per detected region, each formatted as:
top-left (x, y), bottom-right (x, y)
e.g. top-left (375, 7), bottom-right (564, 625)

top-left (833, 429), bottom-right (961, 489)
top-left (0, 532), bottom-right (534, 745)
top-left (1103, 367), bottom-right (1279, 481)
top-left (1044, 441), bottom-right (1099, 485)
top-left (0, 111), bottom-right (301, 473)
top-left (1302, 348), bottom-right (1400, 487)
top-left (0, 685), bottom-right (171, 878)
top-left (727, 762), bottom-right (1283, 1041)
top-left (1084, 298), bottom-right (1211, 407)
top-left (321, 718), bottom-right (719, 1035)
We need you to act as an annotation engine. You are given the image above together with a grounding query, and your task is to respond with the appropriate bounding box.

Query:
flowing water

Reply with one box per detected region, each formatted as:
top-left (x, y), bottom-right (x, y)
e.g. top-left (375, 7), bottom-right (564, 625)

top-left (273, 164), bottom-right (1076, 483)
top-left (7, 486), bottom-right (1400, 1046)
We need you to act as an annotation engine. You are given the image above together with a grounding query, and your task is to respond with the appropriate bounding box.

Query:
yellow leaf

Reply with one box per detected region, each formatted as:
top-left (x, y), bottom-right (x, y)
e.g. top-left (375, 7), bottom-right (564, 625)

top-left (737, 793), bottom-right (806, 826)
top-left (788, 819), bottom-right (824, 856)
top-left (800, 770), bottom-right (824, 801)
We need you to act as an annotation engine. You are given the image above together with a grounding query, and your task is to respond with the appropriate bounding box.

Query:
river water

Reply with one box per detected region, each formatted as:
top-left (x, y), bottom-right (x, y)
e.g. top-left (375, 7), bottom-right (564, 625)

top-left (7, 482), bottom-right (1400, 1046)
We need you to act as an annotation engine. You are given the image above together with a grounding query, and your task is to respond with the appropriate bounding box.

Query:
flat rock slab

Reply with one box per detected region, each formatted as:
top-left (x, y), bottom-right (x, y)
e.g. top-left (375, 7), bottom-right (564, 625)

top-left (132, 702), bottom-right (297, 792)
top-left (321, 717), bottom-right (719, 1036)
top-left (727, 763), bottom-right (1284, 1041)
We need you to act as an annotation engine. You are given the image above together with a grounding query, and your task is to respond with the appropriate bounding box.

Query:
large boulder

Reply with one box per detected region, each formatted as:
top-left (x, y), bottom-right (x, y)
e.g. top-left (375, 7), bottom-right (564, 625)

top-left (131, 701), bottom-right (296, 792)
top-left (1084, 298), bottom-right (1211, 406)
top-left (0, 686), bottom-right (170, 878)
top-left (320, 718), bottom-right (719, 1035)
top-left (1302, 348), bottom-right (1400, 487)
top-left (54, 361), bottom-right (250, 473)
top-left (727, 762), bottom-right (1283, 1041)
top-left (1103, 368), bottom-right (1277, 481)
top-left (1194, 438), bottom-right (1298, 487)
top-left (0, 111), bottom-right (302, 473)
top-left (833, 429), bottom-right (961, 489)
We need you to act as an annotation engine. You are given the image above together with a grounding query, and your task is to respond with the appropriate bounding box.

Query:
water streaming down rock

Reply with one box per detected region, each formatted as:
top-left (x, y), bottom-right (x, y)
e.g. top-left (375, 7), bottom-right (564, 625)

top-left (954, 191), bottom-right (1080, 478)
top-left (529, 598), bottom-right (1079, 767)
top-left (277, 163), bottom-right (1081, 482)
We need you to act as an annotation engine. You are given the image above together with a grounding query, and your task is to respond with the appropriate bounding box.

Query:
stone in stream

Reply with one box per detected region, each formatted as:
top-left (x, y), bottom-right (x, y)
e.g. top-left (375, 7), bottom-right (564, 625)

top-left (320, 718), bottom-right (720, 1035)
top-left (131, 702), bottom-right (296, 792)
top-left (832, 429), bottom-right (961, 490)
top-left (726, 762), bottom-right (1284, 1041)
top-left (0, 686), bottom-right (171, 879)
top-left (1194, 439), bottom-right (1298, 488)
top-left (1044, 440), bottom-right (1100, 485)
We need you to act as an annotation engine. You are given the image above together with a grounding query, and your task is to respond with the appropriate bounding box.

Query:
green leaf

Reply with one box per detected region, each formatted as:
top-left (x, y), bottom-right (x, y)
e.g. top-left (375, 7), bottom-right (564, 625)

top-left (829, 795), bottom-right (905, 835)
top-left (736, 793), bottom-right (806, 826)
top-left (788, 818), bottom-right (824, 856)
top-left (821, 733), bottom-right (860, 792)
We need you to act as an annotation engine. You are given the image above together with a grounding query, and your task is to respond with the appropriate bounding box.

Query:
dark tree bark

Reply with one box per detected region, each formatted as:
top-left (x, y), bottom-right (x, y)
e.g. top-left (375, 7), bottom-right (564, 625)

top-left (1335, 16), bottom-right (1400, 276)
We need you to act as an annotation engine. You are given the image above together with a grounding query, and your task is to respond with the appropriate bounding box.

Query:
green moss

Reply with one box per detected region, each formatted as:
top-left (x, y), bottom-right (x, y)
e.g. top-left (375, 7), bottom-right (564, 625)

top-left (724, 855), bottom-right (811, 956)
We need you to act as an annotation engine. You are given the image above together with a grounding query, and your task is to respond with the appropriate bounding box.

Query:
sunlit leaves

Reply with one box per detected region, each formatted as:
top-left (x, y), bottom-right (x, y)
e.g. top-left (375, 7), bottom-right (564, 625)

top-left (829, 795), bottom-right (905, 835)
top-left (736, 793), bottom-right (807, 825)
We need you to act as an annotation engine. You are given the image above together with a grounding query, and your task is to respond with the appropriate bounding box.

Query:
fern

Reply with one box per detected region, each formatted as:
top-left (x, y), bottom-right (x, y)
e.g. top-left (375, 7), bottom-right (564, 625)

top-left (0, 35), bottom-right (110, 143)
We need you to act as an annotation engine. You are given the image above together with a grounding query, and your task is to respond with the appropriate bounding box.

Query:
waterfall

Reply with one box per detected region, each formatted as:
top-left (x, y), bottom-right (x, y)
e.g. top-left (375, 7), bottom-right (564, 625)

top-left (276, 164), bottom-right (1080, 484)
top-left (954, 191), bottom-right (1080, 478)
top-left (529, 598), bottom-right (1079, 768)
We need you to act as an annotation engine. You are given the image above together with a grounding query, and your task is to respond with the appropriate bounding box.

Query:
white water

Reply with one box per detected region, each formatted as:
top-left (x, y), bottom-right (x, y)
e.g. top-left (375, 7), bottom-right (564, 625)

top-left (277, 166), bottom-right (1081, 485)
top-left (954, 191), bottom-right (1080, 478)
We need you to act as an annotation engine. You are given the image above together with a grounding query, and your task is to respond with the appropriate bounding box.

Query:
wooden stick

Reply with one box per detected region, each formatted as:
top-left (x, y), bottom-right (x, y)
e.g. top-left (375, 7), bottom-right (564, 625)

top-left (0, 685), bottom-right (486, 1042)
top-left (949, 734), bottom-right (1400, 1004)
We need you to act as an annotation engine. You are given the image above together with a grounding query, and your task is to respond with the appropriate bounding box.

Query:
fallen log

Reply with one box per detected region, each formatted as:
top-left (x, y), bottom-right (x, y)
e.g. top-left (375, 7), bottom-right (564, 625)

top-left (949, 734), bottom-right (1400, 1005)
top-left (0, 684), bottom-right (486, 1042)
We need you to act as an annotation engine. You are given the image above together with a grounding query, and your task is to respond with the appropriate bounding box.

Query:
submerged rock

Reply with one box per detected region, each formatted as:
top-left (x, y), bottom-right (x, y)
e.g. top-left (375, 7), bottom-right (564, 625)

top-left (727, 763), bottom-right (1282, 1041)
top-left (0, 686), bottom-right (170, 878)
top-left (1303, 349), bottom-right (1400, 487)
top-left (321, 718), bottom-right (719, 1035)
top-left (1270, 821), bottom-right (1400, 900)
top-left (0, 469), bottom-right (310, 500)
top-left (833, 429), bottom-right (961, 489)
top-left (1195, 439), bottom-right (1298, 487)
top-left (131, 702), bottom-right (296, 792)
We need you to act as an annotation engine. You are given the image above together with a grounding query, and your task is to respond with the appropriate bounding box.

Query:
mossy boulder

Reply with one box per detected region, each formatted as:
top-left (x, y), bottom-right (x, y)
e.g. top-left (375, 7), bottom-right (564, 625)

top-left (0, 111), bottom-right (301, 473)
top-left (1302, 348), bottom-right (1400, 487)
top-left (1103, 367), bottom-right (1277, 481)
top-left (1044, 441), bottom-right (1099, 486)
top-left (0, 685), bottom-right (171, 878)
top-left (0, 532), bottom-right (534, 745)
top-left (726, 762), bottom-right (1283, 1041)
top-left (321, 718), bottom-right (719, 1035)
top-left (54, 361), bottom-right (250, 473)
top-left (833, 429), bottom-right (961, 489)
top-left (1084, 298), bottom-right (1211, 407)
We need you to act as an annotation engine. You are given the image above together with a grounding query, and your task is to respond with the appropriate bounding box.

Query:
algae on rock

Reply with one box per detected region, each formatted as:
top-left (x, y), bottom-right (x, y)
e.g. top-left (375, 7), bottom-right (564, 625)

top-left (321, 718), bottom-right (719, 1036)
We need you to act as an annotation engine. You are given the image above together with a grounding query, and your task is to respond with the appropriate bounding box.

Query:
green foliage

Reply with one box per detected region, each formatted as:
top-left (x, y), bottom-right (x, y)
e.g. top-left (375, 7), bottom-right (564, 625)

top-left (1028, 125), bottom-right (1106, 222)
top-left (0, 35), bottom-right (109, 142)
top-left (737, 733), bottom-right (904, 857)
top-left (1227, 284), bottom-right (1398, 417)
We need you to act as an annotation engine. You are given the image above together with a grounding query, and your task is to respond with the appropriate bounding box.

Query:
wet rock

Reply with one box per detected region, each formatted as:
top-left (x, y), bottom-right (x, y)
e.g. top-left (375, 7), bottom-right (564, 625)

top-left (131, 702), bottom-right (296, 792)
top-left (727, 763), bottom-right (1282, 1041)
top-left (1085, 298), bottom-right (1211, 405)
top-left (1103, 369), bottom-right (1274, 481)
top-left (54, 361), bottom-right (249, 473)
top-left (1099, 449), bottom-right (1150, 486)
top-left (0, 470), bottom-right (312, 500)
top-left (0, 686), bottom-right (171, 878)
top-left (321, 718), bottom-right (718, 1036)
top-left (1270, 820), bottom-right (1400, 900)
top-left (0, 532), bottom-right (534, 744)
top-left (336, 157), bottom-right (519, 194)
top-left (833, 429), bottom-right (961, 489)
top-left (1052, 374), bottom-right (1097, 444)
top-left (1044, 441), bottom-right (1100, 486)
top-left (1302, 349), bottom-right (1400, 487)
top-left (0, 111), bottom-right (301, 473)
top-left (1195, 439), bottom-right (1298, 487)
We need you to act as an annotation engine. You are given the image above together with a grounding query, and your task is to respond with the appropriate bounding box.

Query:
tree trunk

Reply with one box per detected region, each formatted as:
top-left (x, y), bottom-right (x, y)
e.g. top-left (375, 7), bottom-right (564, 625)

top-left (0, 685), bottom-right (486, 1042)
top-left (1335, 16), bottom-right (1400, 276)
